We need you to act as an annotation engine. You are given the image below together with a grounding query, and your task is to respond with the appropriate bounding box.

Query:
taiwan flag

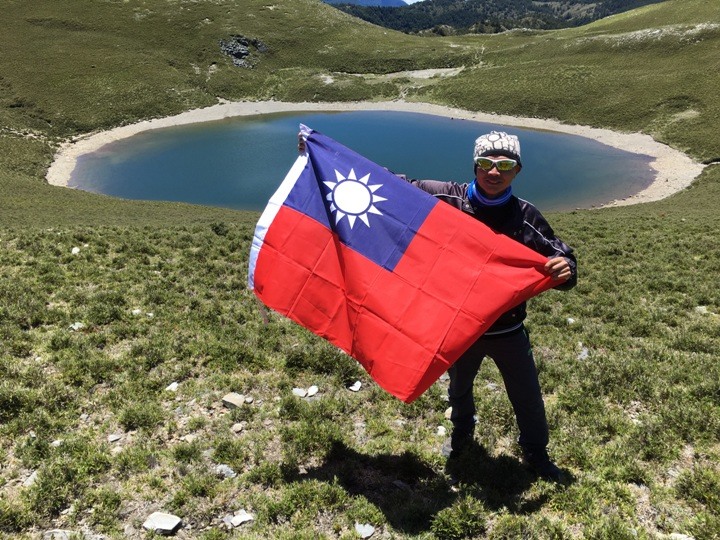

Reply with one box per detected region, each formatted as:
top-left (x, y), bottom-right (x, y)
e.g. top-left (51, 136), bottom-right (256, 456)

top-left (248, 125), bottom-right (554, 403)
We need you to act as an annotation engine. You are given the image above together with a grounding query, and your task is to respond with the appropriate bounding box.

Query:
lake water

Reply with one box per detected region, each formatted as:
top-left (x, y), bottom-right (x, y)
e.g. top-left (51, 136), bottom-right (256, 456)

top-left (70, 110), bottom-right (654, 212)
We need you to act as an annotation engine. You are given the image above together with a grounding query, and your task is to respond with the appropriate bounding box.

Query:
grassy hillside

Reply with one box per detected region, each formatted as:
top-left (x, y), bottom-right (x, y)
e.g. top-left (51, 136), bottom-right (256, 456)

top-left (1, 0), bottom-right (720, 538)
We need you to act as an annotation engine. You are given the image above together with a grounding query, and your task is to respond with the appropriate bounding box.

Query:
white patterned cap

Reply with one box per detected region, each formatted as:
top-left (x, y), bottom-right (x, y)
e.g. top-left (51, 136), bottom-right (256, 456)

top-left (473, 131), bottom-right (522, 167)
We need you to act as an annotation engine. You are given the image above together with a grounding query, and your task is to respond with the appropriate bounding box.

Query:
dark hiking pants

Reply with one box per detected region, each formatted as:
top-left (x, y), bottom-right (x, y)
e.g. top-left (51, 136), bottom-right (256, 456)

top-left (447, 326), bottom-right (549, 452)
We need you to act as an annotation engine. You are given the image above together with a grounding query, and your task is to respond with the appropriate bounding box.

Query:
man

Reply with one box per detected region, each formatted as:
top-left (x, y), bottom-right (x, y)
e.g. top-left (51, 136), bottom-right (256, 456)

top-left (407, 131), bottom-right (576, 482)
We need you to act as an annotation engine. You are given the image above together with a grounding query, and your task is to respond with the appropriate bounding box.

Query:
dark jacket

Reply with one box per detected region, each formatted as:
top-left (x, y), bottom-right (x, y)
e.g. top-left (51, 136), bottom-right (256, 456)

top-left (410, 179), bottom-right (577, 335)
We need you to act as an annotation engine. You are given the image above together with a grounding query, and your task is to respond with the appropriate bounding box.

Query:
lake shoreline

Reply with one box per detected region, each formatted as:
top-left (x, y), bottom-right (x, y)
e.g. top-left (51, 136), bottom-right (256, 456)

top-left (46, 99), bottom-right (705, 209)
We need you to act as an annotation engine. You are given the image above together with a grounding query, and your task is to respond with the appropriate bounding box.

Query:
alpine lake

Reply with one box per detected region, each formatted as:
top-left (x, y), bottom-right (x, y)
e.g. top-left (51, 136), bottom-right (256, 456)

top-left (70, 110), bottom-right (654, 213)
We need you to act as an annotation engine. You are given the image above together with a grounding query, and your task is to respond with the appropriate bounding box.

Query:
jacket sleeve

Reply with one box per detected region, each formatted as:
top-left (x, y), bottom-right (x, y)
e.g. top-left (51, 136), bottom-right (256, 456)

top-left (523, 209), bottom-right (578, 291)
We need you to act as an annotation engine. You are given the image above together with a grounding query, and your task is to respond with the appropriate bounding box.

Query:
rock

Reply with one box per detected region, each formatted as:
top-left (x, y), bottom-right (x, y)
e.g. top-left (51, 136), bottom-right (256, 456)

top-left (43, 530), bottom-right (78, 540)
top-left (355, 522), bottom-right (376, 538)
top-left (219, 35), bottom-right (268, 68)
top-left (437, 426), bottom-right (447, 437)
top-left (71, 247), bottom-right (80, 255)
top-left (292, 387), bottom-right (307, 397)
top-left (216, 464), bottom-right (237, 479)
top-left (230, 509), bottom-right (254, 526)
top-left (107, 433), bottom-right (123, 443)
top-left (69, 322), bottom-right (85, 331)
top-left (231, 423), bottom-right (244, 433)
top-left (24, 471), bottom-right (38, 487)
top-left (222, 392), bottom-right (245, 408)
top-left (307, 385), bottom-right (319, 397)
top-left (695, 306), bottom-right (709, 315)
top-left (567, 317), bottom-right (576, 325)
top-left (131, 309), bottom-right (142, 316)
top-left (444, 407), bottom-right (452, 420)
top-left (165, 382), bottom-right (179, 392)
top-left (142, 511), bottom-right (182, 535)
top-left (348, 381), bottom-right (362, 392)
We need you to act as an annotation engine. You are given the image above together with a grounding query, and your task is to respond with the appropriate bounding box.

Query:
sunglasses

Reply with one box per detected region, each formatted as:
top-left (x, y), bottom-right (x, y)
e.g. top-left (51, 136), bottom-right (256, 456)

top-left (475, 157), bottom-right (518, 172)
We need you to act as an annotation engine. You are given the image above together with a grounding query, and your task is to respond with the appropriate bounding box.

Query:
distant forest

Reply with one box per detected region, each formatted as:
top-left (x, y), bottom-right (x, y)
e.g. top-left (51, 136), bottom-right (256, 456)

top-left (326, 0), bottom-right (668, 35)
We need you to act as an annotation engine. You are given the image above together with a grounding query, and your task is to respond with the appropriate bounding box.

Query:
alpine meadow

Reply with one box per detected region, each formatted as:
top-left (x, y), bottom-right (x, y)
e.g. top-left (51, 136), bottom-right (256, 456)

top-left (1, 0), bottom-right (720, 538)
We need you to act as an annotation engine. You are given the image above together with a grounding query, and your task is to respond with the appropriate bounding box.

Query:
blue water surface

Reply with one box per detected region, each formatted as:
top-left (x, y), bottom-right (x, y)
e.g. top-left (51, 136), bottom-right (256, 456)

top-left (70, 110), bottom-right (654, 212)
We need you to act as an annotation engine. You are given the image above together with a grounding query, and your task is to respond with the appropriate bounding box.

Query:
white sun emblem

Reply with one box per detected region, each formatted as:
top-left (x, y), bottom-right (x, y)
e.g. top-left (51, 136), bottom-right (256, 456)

top-left (324, 168), bottom-right (386, 228)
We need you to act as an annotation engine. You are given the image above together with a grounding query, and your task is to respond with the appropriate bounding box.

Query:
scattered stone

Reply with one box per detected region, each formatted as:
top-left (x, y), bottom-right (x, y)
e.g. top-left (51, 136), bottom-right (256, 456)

top-left (485, 383), bottom-right (499, 391)
top-left (71, 247), bottom-right (80, 255)
top-left (215, 464), bottom-right (237, 479)
top-left (50, 439), bottom-right (63, 447)
top-left (24, 471), bottom-right (38, 487)
top-left (107, 433), bottom-right (123, 443)
top-left (244, 396), bottom-right (254, 404)
top-left (348, 381), bottom-right (362, 392)
top-left (131, 309), bottom-right (142, 316)
top-left (307, 385), bottom-right (319, 397)
top-left (219, 35), bottom-right (268, 68)
top-left (165, 382), bottom-right (179, 392)
top-left (180, 434), bottom-right (196, 443)
top-left (146, 312), bottom-right (154, 318)
top-left (577, 343), bottom-right (589, 360)
top-left (222, 392), bottom-right (245, 408)
top-left (69, 322), bottom-right (85, 331)
top-left (230, 509), bottom-right (254, 526)
top-left (444, 407), bottom-right (452, 420)
top-left (292, 387), bottom-right (307, 397)
top-left (143, 512), bottom-right (182, 535)
top-left (695, 306), bottom-right (709, 315)
top-left (437, 426), bottom-right (447, 437)
top-left (231, 423), bottom-right (244, 433)
top-left (567, 317), bottom-right (576, 325)
top-left (668, 534), bottom-right (695, 540)
top-left (43, 530), bottom-right (79, 540)
top-left (439, 372), bottom-right (450, 381)
top-left (355, 522), bottom-right (376, 538)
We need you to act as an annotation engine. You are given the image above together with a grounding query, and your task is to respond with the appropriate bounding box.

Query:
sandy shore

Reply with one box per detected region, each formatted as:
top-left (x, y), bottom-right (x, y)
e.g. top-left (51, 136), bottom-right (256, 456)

top-left (46, 100), bottom-right (705, 208)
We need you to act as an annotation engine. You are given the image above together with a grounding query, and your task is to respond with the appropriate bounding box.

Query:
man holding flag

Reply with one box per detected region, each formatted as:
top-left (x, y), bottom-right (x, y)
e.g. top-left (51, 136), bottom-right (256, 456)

top-left (251, 126), bottom-right (576, 483)
top-left (403, 131), bottom-right (576, 482)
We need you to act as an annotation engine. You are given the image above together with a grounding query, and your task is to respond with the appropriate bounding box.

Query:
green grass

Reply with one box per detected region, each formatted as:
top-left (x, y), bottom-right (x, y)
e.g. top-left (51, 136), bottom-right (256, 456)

top-left (2, 0), bottom-right (720, 538)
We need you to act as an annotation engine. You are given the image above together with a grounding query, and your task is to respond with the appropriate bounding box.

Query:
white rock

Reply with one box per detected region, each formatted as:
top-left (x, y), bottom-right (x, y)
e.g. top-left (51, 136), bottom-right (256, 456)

top-left (165, 382), bottom-right (179, 392)
top-left (577, 347), bottom-right (589, 361)
top-left (244, 396), bottom-right (254, 404)
top-left (222, 392), bottom-right (245, 408)
top-left (69, 322), bottom-right (85, 331)
top-left (24, 471), bottom-right (38, 487)
top-left (43, 530), bottom-right (77, 540)
top-left (146, 312), bottom-right (154, 318)
top-left (437, 426), bottom-right (447, 437)
top-left (355, 522), bottom-right (375, 538)
top-left (307, 385), bottom-right (319, 397)
top-left (292, 387), bottom-right (307, 397)
top-left (71, 247), bottom-right (80, 255)
top-left (669, 534), bottom-right (695, 540)
top-left (142, 511), bottom-right (182, 534)
top-left (107, 433), bottom-right (123, 443)
top-left (50, 439), bottom-right (63, 447)
top-left (348, 381), bottom-right (362, 392)
top-left (444, 407), bottom-right (452, 420)
top-left (230, 509), bottom-right (255, 526)
top-left (695, 306), bottom-right (709, 315)
top-left (215, 464), bottom-right (237, 479)
top-left (131, 309), bottom-right (142, 316)
top-left (231, 423), bottom-right (244, 433)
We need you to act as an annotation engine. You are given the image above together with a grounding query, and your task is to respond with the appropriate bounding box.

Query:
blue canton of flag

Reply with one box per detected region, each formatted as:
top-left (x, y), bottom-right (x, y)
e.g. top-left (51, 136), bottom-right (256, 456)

top-left (283, 125), bottom-right (438, 272)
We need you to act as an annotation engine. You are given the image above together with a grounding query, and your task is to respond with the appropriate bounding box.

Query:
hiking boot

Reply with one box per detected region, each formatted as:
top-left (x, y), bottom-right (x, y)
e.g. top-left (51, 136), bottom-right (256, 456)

top-left (522, 449), bottom-right (564, 482)
top-left (441, 430), bottom-right (474, 458)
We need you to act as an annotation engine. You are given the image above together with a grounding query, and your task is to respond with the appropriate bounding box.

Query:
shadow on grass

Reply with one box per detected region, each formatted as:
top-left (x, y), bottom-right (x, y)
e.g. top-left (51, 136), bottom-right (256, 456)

top-left (296, 440), bottom-right (565, 535)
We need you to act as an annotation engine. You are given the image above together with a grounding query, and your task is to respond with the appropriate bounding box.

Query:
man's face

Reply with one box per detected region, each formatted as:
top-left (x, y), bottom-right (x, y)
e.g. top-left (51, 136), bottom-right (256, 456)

top-left (474, 154), bottom-right (520, 198)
